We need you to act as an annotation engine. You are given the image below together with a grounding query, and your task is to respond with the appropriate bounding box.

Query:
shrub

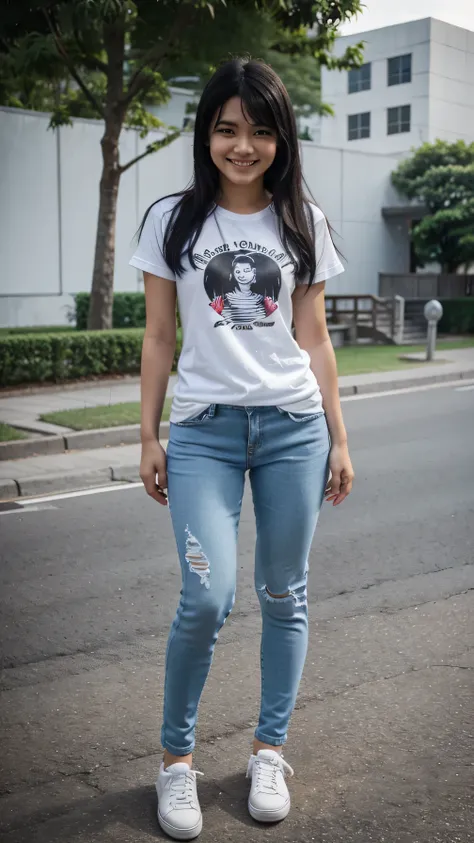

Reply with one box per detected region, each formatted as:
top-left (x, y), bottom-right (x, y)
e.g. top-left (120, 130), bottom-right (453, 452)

top-left (439, 298), bottom-right (474, 334)
top-left (0, 328), bottom-right (183, 387)
top-left (0, 325), bottom-right (74, 336)
top-left (75, 292), bottom-right (182, 331)
top-left (75, 293), bottom-right (147, 330)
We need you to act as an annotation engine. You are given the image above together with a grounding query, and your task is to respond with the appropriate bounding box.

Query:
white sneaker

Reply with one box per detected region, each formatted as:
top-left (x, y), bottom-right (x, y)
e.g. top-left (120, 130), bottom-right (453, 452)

top-left (156, 762), bottom-right (203, 840)
top-left (247, 749), bottom-right (294, 823)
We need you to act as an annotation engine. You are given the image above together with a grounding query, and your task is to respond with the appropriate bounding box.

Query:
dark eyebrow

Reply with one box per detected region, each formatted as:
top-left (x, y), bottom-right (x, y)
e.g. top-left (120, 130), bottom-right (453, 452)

top-left (214, 119), bottom-right (272, 129)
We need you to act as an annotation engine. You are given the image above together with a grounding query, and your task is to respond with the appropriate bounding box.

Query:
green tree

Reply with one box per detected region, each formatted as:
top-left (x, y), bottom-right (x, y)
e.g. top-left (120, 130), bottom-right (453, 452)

top-left (1, 0), bottom-right (363, 329)
top-left (392, 140), bottom-right (474, 273)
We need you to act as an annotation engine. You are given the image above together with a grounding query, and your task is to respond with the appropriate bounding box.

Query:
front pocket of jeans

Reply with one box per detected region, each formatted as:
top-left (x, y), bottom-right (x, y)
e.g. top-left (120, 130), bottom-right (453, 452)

top-left (174, 407), bottom-right (212, 426)
top-left (285, 410), bottom-right (325, 423)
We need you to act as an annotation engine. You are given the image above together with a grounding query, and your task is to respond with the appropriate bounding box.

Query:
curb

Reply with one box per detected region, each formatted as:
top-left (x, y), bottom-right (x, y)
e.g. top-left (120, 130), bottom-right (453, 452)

top-left (0, 467), bottom-right (131, 500)
top-left (0, 479), bottom-right (19, 499)
top-left (0, 423), bottom-right (170, 462)
top-left (346, 368), bottom-right (474, 395)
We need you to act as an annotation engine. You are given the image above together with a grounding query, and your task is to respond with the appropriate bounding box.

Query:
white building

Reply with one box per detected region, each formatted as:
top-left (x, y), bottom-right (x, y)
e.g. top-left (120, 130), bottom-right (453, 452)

top-left (320, 17), bottom-right (474, 153)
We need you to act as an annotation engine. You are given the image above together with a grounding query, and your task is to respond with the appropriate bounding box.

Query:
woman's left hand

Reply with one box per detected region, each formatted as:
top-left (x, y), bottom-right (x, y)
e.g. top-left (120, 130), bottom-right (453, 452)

top-left (325, 443), bottom-right (355, 506)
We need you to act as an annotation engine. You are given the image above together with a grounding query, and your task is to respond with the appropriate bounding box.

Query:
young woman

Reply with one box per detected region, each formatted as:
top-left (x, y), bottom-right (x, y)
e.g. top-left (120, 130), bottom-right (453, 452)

top-left (130, 57), bottom-right (354, 841)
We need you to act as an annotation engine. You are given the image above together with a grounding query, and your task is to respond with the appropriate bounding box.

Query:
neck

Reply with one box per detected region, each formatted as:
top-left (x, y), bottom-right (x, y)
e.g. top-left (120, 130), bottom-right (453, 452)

top-left (217, 177), bottom-right (270, 214)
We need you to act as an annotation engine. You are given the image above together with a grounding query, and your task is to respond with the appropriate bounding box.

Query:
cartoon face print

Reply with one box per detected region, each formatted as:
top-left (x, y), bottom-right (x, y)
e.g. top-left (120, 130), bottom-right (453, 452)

top-left (204, 251), bottom-right (281, 328)
top-left (232, 256), bottom-right (256, 290)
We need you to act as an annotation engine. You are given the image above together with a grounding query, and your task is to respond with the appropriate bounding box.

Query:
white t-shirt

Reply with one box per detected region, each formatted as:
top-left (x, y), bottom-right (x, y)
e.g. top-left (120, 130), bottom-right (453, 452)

top-left (129, 196), bottom-right (344, 423)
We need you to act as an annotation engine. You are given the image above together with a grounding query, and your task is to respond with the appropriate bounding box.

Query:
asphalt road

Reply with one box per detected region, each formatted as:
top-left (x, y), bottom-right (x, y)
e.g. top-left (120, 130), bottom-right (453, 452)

top-left (1, 383), bottom-right (473, 843)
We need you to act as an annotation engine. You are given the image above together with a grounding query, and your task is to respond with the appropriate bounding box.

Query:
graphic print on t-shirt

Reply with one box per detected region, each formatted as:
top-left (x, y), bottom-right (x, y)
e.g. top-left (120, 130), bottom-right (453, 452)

top-left (201, 250), bottom-right (282, 330)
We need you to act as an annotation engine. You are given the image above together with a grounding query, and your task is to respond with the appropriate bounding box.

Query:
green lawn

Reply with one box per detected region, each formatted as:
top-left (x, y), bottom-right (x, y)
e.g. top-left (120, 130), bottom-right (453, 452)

top-left (37, 338), bottom-right (473, 431)
top-left (40, 397), bottom-right (173, 430)
top-left (0, 422), bottom-right (29, 442)
top-left (333, 338), bottom-right (474, 376)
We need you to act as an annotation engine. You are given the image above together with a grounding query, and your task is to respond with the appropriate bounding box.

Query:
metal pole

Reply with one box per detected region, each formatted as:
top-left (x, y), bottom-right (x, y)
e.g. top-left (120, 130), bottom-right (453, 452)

top-left (424, 300), bottom-right (443, 361)
top-left (426, 320), bottom-right (437, 361)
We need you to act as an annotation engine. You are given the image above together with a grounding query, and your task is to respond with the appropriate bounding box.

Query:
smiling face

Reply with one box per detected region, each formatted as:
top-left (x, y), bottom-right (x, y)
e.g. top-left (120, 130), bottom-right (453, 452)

top-left (233, 260), bottom-right (256, 289)
top-left (209, 96), bottom-right (277, 187)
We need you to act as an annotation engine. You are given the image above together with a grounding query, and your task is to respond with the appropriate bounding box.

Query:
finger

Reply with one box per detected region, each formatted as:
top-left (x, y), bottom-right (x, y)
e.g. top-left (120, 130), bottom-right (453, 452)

top-left (141, 475), bottom-right (168, 505)
top-left (156, 468), bottom-right (168, 492)
top-left (340, 473), bottom-right (353, 493)
top-left (325, 480), bottom-right (339, 500)
top-left (332, 480), bottom-right (353, 506)
top-left (326, 477), bottom-right (341, 498)
top-left (343, 478), bottom-right (353, 496)
top-left (150, 489), bottom-right (168, 506)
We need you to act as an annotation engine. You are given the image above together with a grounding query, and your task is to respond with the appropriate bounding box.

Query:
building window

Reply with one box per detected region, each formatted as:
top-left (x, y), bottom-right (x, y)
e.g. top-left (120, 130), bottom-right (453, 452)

top-left (348, 112), bottom-right (371, 140)
top-left (387, 54), bottom-right (412, 86)
top-left (348, 62), bottom-right (371, 93)
top-left (387, 105), bottom-right (411, 134)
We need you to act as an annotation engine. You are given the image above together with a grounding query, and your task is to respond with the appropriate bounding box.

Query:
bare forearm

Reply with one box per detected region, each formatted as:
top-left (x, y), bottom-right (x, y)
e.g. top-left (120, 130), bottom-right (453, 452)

top-left (140, 334), bottom-right (175, 443)
top-left (306, 337), bottom-right (347, 446)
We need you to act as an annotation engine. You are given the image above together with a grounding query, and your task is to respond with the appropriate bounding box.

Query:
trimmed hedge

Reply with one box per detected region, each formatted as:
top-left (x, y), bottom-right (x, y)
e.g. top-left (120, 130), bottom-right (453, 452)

top-left (0, 328), bottom-right (183, 387)
top-left (75, 292), bottom-right (146, 330)
top-left (439, 298), bottom-right (474, 335)
top-left (0, 325), bottom-right (75, 336)
top-left (75, 292), bottom-right (182, 330)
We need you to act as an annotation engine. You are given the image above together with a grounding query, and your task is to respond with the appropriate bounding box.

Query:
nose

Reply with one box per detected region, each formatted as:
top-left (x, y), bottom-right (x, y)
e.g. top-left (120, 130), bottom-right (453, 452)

top-left (233, 133), bottom-right (255, 156)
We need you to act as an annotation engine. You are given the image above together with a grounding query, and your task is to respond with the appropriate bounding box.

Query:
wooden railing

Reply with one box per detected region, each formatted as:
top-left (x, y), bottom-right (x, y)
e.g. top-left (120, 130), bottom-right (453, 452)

top-left (325, 295), bottom-right (404, 343)
top-left (379, 273), bottom-right (473, 299)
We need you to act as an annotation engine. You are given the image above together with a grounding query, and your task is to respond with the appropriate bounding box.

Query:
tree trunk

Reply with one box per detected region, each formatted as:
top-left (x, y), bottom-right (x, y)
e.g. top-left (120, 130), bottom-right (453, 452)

top-left (87, 16), bottom-right (126, 331)
top-left (87, 129), bottom-right (121, 330)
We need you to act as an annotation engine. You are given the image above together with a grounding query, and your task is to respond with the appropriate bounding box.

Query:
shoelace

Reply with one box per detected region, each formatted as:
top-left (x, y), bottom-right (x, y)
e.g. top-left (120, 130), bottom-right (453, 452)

top-left (248, 755), bottom-right (294, 793)
top-left (169, 769), bottom-right (203, 810)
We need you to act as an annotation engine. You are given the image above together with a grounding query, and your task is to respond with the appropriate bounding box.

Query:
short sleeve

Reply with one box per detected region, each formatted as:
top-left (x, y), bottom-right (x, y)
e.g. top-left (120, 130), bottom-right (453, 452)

top-left (129, 201), bottom-right (175, 281)
top-left (295, 204), bottom-right (344, 286)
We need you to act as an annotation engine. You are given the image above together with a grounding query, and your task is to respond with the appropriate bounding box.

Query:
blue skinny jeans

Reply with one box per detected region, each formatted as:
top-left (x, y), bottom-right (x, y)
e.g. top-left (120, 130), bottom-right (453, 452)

top-left (162, 404), bottom-right (330, 755)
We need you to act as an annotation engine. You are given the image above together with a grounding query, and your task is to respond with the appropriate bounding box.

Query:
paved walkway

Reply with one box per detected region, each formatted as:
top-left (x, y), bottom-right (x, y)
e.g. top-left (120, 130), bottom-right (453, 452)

top-left (1, 348), bottom-right (474, 433)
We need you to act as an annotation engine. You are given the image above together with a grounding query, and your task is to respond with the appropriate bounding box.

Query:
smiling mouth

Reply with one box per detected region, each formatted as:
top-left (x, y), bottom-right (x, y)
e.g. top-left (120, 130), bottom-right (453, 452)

top-left (227, 159), bottom-right (258, 167)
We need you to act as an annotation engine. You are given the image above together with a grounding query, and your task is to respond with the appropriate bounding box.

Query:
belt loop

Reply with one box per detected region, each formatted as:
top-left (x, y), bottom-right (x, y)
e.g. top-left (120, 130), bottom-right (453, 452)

top-left (208, 404), bottom-right (217, 418)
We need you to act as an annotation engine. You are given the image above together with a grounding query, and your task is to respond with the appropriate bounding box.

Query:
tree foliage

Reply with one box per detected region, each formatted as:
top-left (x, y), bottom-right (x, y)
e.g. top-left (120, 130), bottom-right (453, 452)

top-left (1, 0), bottom-right (364, 328)
top-left (392, 140), bottom-right (474, 272)
top-left (1, 1), bottom-right (363, 125)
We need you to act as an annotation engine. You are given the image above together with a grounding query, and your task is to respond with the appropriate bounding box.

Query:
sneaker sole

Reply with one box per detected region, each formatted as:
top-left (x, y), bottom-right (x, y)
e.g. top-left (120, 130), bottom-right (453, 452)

top-left (248, 798), bottom-right (290, 823)
top-left (158, 809), bottom-right (203, 840)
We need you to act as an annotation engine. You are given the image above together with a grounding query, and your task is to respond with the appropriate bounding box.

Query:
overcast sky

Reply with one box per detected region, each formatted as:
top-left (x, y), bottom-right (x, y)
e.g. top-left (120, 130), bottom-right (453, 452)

top-left (340, 0), bottom-right (473, 35)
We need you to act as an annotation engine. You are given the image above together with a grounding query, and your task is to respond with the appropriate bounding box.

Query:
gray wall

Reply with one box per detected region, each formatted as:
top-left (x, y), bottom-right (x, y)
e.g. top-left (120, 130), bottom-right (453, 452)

top-left (0, 107), bottom-right (407, 327)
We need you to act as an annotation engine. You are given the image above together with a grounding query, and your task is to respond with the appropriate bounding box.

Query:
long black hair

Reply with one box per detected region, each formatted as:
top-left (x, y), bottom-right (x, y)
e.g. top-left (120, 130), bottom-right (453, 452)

top-left (139, 58), bottom-right (319, 283)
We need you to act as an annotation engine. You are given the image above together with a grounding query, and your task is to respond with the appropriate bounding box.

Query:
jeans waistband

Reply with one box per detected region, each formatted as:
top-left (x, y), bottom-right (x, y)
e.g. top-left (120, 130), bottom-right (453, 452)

top-left (211, 404), bottom-right (281, 414)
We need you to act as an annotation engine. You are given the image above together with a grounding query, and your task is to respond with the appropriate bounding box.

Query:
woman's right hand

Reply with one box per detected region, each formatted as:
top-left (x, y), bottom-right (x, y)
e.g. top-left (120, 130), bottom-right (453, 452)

top-left (140, 439), bottom-right (168, 506)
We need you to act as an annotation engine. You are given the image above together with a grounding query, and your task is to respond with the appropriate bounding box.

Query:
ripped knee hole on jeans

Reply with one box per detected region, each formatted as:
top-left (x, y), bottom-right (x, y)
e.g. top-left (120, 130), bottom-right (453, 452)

top-left (259, 585), bottom-right (307, 608)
